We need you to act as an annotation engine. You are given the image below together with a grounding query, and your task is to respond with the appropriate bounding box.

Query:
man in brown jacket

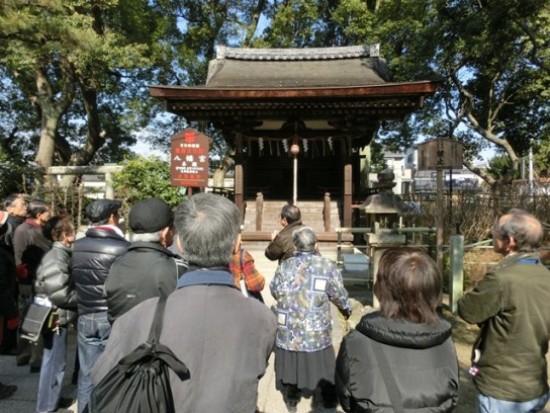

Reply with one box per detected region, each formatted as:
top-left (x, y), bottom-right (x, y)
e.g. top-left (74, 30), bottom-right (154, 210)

top-left (265, 204), bottom-right (304, 264)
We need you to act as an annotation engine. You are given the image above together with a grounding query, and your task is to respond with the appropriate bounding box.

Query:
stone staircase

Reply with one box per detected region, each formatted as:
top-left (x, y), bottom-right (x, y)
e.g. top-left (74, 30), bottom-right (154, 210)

top-left (243, 199), bottom-right (341, 234)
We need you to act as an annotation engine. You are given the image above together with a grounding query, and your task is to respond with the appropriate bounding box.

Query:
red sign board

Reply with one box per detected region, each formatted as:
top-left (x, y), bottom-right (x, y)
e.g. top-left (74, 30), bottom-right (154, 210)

top-left (170, 129), bottom-right (210, 187)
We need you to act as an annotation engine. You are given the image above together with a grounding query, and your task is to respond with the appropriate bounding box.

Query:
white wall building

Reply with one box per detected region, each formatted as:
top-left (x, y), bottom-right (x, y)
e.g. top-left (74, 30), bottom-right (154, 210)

top-left (368, 151), bottom-right (413, 195)
top-left (369, 146), bottom-right (485, 194)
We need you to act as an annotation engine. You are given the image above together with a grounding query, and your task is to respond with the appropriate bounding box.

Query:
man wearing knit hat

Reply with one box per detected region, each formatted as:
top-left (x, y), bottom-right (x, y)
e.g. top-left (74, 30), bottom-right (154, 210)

top-left (105, 198), bottom-right (188, 324)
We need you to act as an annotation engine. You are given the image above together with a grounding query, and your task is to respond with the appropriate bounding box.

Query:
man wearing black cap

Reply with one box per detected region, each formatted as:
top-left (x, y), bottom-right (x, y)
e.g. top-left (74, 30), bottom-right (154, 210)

top-left (105, 198), bottom-right (188, 324)
top-left (72, 198), bottom-right (129, 413)
top-left (92, 193), bottom-right (277, 413)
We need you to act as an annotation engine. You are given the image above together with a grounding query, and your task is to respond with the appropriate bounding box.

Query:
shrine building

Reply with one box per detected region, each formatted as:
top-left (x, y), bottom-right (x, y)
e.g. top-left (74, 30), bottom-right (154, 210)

top-left (149, 45), bottom-right (437, 240)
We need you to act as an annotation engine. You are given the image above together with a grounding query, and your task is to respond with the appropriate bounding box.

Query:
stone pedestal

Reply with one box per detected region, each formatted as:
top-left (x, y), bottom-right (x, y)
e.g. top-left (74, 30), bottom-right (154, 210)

top-left (367, 232), bottom-right (407, 308)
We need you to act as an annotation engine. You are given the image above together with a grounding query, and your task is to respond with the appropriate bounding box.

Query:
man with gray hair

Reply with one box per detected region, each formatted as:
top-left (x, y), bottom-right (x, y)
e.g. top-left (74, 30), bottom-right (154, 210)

top-left (458, 208), bottom-right (550, 412)
top-left (92, 193), bottom-right (277, 413)
top-left (105, 198), bottom-right (187, 324)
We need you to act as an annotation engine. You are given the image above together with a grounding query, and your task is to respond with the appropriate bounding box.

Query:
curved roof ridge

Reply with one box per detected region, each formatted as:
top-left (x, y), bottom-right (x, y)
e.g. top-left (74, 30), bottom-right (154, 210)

top-left (215, 44), bottom-right (380, 61)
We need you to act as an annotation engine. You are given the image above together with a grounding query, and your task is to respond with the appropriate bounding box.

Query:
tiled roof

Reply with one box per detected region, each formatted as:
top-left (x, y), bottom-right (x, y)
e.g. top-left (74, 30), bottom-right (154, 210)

top-left (206, 44), bottom-right (389, 88)
top-left (215, 44), bottom-right (380, 60)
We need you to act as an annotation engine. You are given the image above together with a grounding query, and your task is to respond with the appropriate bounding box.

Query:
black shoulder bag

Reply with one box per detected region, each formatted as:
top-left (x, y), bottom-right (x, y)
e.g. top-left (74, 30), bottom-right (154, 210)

top-left (84, 297), bottom-right (189, 413)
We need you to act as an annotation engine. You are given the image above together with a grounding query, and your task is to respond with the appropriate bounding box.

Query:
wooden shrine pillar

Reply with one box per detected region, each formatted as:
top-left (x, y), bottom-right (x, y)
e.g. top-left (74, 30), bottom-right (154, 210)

top-left (234, 132), bottom-right (244, 218)
top-left (343, 140), bottom-right (353, 228)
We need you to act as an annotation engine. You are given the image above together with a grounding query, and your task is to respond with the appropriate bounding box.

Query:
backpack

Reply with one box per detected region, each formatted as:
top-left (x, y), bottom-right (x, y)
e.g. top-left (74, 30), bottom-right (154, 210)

top-left (84, 297), bottom-right (189, 413)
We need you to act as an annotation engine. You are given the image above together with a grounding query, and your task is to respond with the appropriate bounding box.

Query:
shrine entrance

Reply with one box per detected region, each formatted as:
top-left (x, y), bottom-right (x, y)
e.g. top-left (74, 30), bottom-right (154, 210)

top-left (242, 137), bottom-right (346, 200)
top-left (150, 45), bottom-right (437, 239)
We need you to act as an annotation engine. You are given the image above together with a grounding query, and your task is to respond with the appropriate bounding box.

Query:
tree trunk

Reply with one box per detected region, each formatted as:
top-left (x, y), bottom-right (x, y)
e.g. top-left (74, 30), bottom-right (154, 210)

top-left (69, 87), bottom-right (103, 166)
top-left (61, 86), bottom-right (104, 188)
top-left (33, 66), bottom-right (72, 195)
top-left (35, 116), bottom-right (58, 168)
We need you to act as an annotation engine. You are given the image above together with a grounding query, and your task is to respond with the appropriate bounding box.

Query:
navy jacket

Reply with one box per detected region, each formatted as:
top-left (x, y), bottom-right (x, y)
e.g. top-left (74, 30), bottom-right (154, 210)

top-left (72, 226), bottom-right (129, 315)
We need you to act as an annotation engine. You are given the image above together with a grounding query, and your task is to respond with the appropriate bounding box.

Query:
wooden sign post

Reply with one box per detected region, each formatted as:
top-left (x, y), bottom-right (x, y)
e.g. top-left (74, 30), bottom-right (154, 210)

top-left (170, 129), bottom-right (210, 195)
top-left (417, 138), bottom-right (463, 277)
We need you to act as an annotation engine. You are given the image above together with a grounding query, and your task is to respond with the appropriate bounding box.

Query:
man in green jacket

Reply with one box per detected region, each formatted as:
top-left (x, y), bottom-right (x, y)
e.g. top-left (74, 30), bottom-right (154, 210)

top-left (458, 208), bottom-right (550, 413)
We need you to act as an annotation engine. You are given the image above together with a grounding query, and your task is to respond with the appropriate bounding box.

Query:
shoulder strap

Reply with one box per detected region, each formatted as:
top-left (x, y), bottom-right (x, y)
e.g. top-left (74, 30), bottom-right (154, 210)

top-left (238, 249), bottom-right (249, 298)
top-left (371, 340), bottom-right (405, 413)
top-left (239, 249), bottom-right (245, 280)
top-left (118, 296), bottom-right (189, 379)
top-left (147, 296), bottom-right (168, 345)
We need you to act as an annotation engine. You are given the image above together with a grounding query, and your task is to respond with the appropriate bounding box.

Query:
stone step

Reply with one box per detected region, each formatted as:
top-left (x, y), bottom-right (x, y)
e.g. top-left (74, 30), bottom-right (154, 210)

top-left (243, 200), bottom-right (341, 233)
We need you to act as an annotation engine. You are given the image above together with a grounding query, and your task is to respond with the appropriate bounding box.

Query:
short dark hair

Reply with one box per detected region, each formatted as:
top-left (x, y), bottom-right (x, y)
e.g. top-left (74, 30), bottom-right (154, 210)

top-left (43, 215), bottom-right (74, 242)
top-left (27, 199), bottom-right (49, 219)
top-left (493, 208), bottom-right (543, 252)
top-left (374, 247), bottom-right (441, 325)
top-left (281, 204), bottom-right (301, 224)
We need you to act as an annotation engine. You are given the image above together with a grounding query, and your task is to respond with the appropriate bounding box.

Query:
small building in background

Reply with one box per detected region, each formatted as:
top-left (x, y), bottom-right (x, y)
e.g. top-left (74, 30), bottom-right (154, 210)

top-left (368, 150), bottom-right (413, 195)
top-left (369, 145), bottom-right (485, 195)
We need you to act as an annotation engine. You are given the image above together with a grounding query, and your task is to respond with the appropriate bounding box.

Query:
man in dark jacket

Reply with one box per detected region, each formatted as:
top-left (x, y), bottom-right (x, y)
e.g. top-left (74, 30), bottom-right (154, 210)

top-left (1, 194), bottom-right (27, 253)
top-left (458, 209), bottom-right (550, 412)
top-left (13, 199), bottom-right (51, 370)
top-left (72, 199), bottom-right (129, 413)
top-left (0, 195), bottom-right (26, 355)
top-left (92, 193), bottom-right (277, 413)
top-left (105, 198), bottom-right (187, 324)
top-left (265, 204), bottom-right (304, 263)
top-left (0, 210), bottom-right (18, 399)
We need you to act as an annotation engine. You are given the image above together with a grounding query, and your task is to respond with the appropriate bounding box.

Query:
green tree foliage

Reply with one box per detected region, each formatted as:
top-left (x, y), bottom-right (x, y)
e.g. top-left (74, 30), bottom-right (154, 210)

top-left (429, 0), bottom-right (550, 186)
top-left (486, 154), bottom-right (520, 181)
top-left (1, 0), bottom-right (549, 192)
top-left (0, 0), bottom-right (178, 174)
top-left (133, 0), bottom-right (271, 156)
top-left (534, 137), bottom-right (550, 178)
top-left (0, 147), bottom-right (27, 197)
top-left (111, 156), bottom-right (185, 208)
top-left (259, 0), bottom-right (323, 47)
top-left (270, 0), bottom-right (550, 186)
top-left (369, 141), bottom-right (388, 174)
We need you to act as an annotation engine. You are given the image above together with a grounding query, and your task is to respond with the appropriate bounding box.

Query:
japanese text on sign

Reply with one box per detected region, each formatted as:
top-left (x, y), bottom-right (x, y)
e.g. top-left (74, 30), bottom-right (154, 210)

top-left (417, 138), bottom-right (463, 170)
top-left (170, 129), bottom-right (210, 187)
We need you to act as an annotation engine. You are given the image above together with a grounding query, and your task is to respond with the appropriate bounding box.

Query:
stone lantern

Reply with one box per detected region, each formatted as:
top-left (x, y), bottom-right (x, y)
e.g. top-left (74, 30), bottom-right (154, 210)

top-left (361, 168), bottom-right (410, 306)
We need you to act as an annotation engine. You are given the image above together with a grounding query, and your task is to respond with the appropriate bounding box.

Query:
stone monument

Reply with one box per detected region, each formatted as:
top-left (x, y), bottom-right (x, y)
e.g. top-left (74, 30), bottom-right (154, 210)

top-left (361, 168), bottom-right (410, 306)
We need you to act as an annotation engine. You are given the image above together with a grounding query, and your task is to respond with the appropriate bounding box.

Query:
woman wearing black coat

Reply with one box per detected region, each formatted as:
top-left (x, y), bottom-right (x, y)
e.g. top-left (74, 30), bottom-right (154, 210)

top-left (335, 248), bottom-right (459, 412)
top-left (34, 216), bottom-right (77, 413)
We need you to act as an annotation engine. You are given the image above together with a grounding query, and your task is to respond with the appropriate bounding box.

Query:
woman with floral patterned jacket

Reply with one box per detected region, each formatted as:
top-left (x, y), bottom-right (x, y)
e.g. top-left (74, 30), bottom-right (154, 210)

top-left (270, 226), bottom-right (352, 413)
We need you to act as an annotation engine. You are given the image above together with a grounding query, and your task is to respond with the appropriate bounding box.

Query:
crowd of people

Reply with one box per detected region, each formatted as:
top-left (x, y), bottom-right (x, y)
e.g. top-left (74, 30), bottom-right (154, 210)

top-left (1, 193), bottom-right (550, 413)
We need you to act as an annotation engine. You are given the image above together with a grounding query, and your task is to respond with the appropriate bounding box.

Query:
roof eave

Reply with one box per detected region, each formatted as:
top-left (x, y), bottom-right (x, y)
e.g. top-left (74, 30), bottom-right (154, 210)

top-left (149, 81), bottom-right (439, 101)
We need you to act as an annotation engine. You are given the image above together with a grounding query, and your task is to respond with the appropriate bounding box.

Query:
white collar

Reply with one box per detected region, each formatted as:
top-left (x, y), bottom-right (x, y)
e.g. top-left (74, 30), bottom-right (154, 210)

top-left (91, 224), bottom-right (125, 238)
